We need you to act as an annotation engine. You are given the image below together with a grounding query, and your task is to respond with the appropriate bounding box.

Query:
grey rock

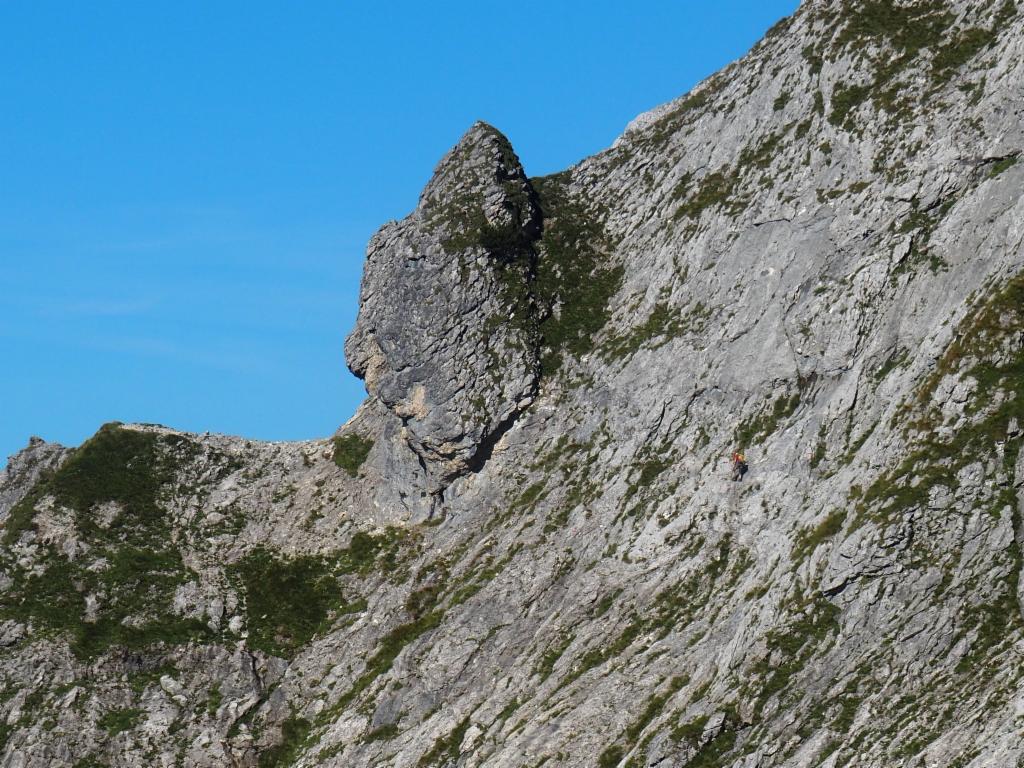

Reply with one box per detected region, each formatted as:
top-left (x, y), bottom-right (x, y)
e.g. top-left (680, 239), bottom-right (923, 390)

top-left (345, 122), bottom-right (543, 497)
top-left (3, 2), bottom-right (1024, 767)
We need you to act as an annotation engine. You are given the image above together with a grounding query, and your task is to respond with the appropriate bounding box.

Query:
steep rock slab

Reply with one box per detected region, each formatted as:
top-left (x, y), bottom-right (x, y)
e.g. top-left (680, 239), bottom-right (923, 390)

top-left (2, 1), bottom-right (1024, 767)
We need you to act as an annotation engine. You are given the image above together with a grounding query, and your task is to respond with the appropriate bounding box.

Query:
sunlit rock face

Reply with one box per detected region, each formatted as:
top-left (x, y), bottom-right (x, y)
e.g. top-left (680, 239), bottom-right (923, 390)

top-left (3, 2), bottom-right (1024, 766)
top-left (345, 121), bottom-right (543, 496)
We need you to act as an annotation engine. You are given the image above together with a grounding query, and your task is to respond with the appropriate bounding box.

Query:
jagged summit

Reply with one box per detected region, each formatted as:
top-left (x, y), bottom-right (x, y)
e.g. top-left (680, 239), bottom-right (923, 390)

top-left (2, 1), bottom-right (1024, 766)
top-left (416, 121), bottom-right (540, 233)
top-left (345, 121), bottom-right (543, 501)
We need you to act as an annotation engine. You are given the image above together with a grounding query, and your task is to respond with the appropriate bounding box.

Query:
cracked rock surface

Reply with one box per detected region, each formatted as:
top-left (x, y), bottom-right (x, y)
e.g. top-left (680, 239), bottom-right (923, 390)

top-left (345, 122), bottom-right (544, 500)
top-left (3, 1), bottom-right (1024, 766)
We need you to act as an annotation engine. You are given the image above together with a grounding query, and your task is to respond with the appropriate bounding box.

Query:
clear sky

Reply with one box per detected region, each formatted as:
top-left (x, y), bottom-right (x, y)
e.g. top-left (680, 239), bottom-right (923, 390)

top-left (0, 0), bottom-right (798, 465)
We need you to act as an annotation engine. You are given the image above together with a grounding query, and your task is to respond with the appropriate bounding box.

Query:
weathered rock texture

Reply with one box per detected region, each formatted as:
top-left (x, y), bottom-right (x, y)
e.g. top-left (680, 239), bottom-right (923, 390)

top-left (3, 1), bottom-right (1024, 767)
top-left (345, 123), bottom-right (544, 499)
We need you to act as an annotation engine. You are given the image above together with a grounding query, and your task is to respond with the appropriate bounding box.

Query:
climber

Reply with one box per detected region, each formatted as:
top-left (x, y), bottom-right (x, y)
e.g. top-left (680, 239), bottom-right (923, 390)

top-left (731, 450), bottom-right (748, 481)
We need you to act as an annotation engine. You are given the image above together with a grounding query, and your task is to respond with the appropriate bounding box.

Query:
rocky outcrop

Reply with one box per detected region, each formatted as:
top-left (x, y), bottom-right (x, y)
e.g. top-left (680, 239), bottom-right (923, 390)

top-left (345, 122), bottom-right (544, 497)
top-left (2, 1), bottom-right (1024, 767)
top-left (0, 437), bottom-right (69, 521)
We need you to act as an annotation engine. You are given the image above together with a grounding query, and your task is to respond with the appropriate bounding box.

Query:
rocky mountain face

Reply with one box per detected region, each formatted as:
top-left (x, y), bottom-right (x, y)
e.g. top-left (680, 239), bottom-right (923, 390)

top-left (3, 1), bottom-right (1024, 766)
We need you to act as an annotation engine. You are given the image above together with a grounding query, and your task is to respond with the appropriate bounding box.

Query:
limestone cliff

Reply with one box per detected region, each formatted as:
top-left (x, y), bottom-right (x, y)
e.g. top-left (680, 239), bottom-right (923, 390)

top-left (2, 1), bottom-right (1024, 766)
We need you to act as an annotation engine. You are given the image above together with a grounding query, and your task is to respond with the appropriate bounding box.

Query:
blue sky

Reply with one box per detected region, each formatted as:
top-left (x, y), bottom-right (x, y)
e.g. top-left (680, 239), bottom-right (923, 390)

top-left (0, 0), bottom-right (798, 465)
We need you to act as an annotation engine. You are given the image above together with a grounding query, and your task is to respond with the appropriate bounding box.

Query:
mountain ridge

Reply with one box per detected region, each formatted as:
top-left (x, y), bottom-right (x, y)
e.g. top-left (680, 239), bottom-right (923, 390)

top-left (2, 0), bottom-right (1024, 766)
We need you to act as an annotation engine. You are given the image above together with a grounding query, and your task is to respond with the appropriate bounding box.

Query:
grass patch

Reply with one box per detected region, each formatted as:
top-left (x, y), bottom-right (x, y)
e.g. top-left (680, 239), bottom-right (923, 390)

top-left (0, 548), bottom-right (210, 658)
top-left (230, 539), bottom-right (385, 658)
top-left (735, 390), bottom-right (801, 447)
top-left (601, 300), bottom-right (711, 361)
top-left (259, 715), bottom-right (311, 768)
top-left (98, 707), bottom-right (143, 736)
top-left (792, 509), bottom-right (847, 561)
top-left (323, 608), bottom-right (446, 720)
top-left (639, 76), bottom-right (725, 147)
top-left (861, 271), bottom-right (1024, 532)
top-left (673, 170), bottom-right (745, 221)
top-left (535, 632), bottom-right (575, 682)
top-left (826, 0), bottom-right (1003, 128)
top-left (671, 714), bottom-right (709, 745)
top-left (891, 197), bottom-right (957, 276)
top-left (597, 745), bottom-right (624, 768)
top-left (681, 721), bottom-right (739, 768)
top-left (206, 683), bottom-right (223, 716)
top-left (231, 548), bottom-right (351, 657)
top-left (531, 174), bottom-right (624, 374)
top-left (987, 154), bottom-right (1019, 178)
top-left (829, 83), bottom-right (872, 129)
top-left (417, 716), bottom-right (470, 767)
top-left (857, 269), bottom-right (1024, 674)
top-left (931, 26), bottom-right (998, 84)
top-left (0, 424), bottom-right (215, 659)
top-left (873, 348), bottom-right (909, 384)
top-left (751, 595), bottom-right (841, 715)
top-left (514, 481), bottom-right (548, 511)
top-left (834, 1), bottom-right (952, 57)
top-left (424, 125), bottom-right (534, 251)
top-left (0, 423), bottom-right (221, 659)
top-left (3, 422), bottom-right (193, 546)
top-left (623, 676), bottom-right (688, 744)
top-left (332, 434), bottom-right (373, 477)
top-left (625, 456), bottom-right (672, 500)
top-left (128, 661), bottom-right (178, 695)
top-left (365, 722), bottom-right (400, 742)
top-left (561, 538), bottom-right (745, 688)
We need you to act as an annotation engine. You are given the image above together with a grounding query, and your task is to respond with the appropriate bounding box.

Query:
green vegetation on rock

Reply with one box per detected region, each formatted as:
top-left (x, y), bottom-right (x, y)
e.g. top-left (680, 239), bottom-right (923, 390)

top-left (206, 683), bottom-right (223, 716)
top-left (750, 595), bottom-right (841, 716)
top-left (601, 675), bottom-right (688, 761)
top-left (673, 170), bottom-right (745, 222)
top-left (856, 271), bottom-right (1024, 674)
top-left (332, 433), bottom-right (374, 477)
top-left (680, 719), bottom-right (740, 768)
top-left (828, 0), bottom-right (1008, 130)
top-left (417, 716), bottom-right (471, 767)
top-left (987, 154), bottom-right (1019, 178)
top-left (597, 745), bottom-right (624, 768)
top-left (231, 529), bottom-right (410, 658)
top-left (792, 509), bottom-right (847, 561)
top-left (98, 707), bottom-right (143, 736)
top-left (128, 661), bottom-right (178, 694)
top-left (735, 390), bottom-right (801, 447)
top-left (0, 424), bottom-right (211, 658)
top-left (532, 174), bottom-right (624, 374)
top-left (600, 299), bottom-right (710, 361)
top-left (4, 422), bottom-right (192, 546)
top-left (259, 714), bottom-right (312, 768)
top-left (829, 83), bottom-right (872, 129)
top-left (230, 548), bottom-right (362, 658)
